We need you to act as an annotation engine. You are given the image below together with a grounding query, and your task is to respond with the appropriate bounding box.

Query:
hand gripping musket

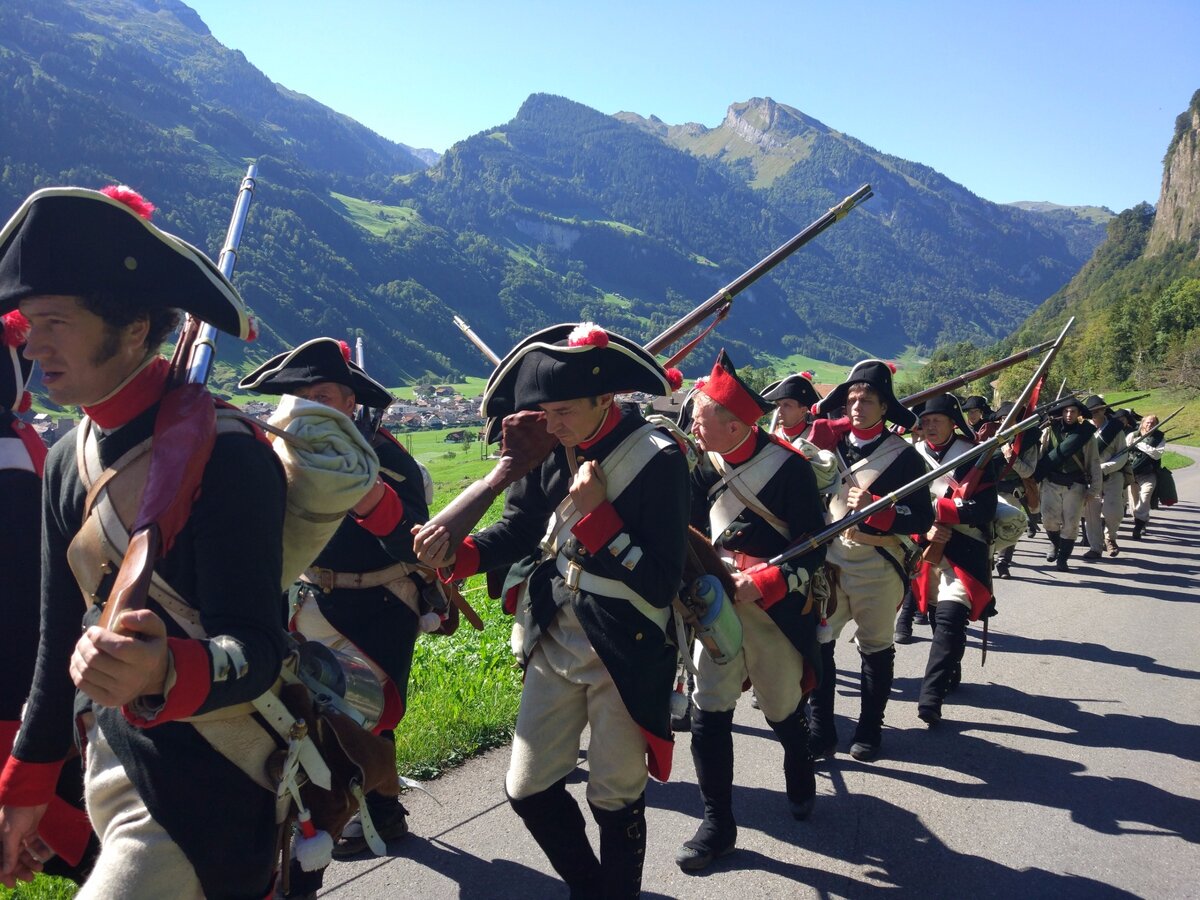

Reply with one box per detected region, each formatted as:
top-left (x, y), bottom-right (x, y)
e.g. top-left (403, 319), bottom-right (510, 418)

top-left (764, 415), bottom-right (1040, 569)
top-left (99, 165), bottom-right (259, 632)
top-left (900, 338), bottom-right (1056, 409)
top-left (645, 184), bottom-right (872, 364)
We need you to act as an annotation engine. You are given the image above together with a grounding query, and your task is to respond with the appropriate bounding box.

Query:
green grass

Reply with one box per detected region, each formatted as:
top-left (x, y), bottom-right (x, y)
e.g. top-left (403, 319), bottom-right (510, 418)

top-left (329, 191), bottom-right (421, 236)
top-left (1162, 451), bottom-right (1194, 470)
top-left (388, 377), bottom-right (489, 402)
top-left (0, 875), bottom-right (77, 899)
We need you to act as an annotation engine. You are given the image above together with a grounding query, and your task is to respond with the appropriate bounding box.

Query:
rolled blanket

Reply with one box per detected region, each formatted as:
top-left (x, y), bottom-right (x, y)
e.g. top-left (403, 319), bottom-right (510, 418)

top-left (267, 395), bottom-right (380, 588)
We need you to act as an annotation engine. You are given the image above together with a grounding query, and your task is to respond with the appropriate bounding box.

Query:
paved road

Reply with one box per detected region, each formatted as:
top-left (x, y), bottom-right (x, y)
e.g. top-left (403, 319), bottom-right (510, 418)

top-left (325, 446), bottom-right (1200, 899)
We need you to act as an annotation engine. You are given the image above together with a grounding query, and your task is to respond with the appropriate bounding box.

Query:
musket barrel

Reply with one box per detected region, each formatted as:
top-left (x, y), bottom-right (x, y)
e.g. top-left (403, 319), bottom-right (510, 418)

top-left (454, 315), bottom-right (501, 366)
top-left (644, 183), bottom-right (873, 356)
top-left (185, 164), bottom-right (258, 386)
top-left (900, 338), bottom-right (1056, 408)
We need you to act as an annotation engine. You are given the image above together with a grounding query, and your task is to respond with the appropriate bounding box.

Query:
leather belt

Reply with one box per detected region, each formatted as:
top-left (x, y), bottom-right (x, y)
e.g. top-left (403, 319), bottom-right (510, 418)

top-left (303, 562), bottom-right (417, 593)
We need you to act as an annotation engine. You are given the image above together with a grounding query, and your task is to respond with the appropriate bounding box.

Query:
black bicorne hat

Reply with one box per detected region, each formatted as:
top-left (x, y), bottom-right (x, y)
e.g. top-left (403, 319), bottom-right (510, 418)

top-left (914, 393), bottom-right (975, 441)
top-left (819, 359), bottom-right (916, 429)
top-left (239, 337), bottom-right (394, 409)
top-left (1, 310), bottom-right (34, 412)
top-left (961, 395), bottom-right (992, 416)
top-left (762, 371), bottom-right (822, 408)
top-left (480, 323), bottom-right (671, 442)
top-left (0, 187), bottom-right (251, 339)
top-left (1057, 396), bottom-right (1091, 419)
top-left (1082, 394), bottom-right (1109, 413)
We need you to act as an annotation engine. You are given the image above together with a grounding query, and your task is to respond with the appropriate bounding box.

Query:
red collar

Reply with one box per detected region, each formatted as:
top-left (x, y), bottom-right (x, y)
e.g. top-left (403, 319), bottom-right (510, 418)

top-left (578, 403), bottom-right (622, 450)
top-left (849, 419), bottom-right (885, 441)
top-left (721, 426), bottom-right (758, 465)
top-left (781, 420), bottom-right (808, 439)
top-left (83, 356), bottom-right (170, 429)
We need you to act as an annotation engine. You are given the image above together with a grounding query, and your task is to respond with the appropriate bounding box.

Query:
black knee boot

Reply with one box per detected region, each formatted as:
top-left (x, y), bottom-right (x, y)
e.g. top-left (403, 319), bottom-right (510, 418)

top-left (590, 795), bottom-right (647, 899)
top-left (675, 708), bottom-right (737, 872)
top-left (893, 587), bottom-right (917, 644)
top-left (767, 706), bottom-right (816, 820)
top-left (1056, 538), bottom-right (1073, 571)
top-left (850, 647), bottom-right (895, 762)
top-left (806, 641), bottom-right (838, 760)
top-left (1045, 530), bottom-right (1060, 562)
top-left (996, 544), bottom-right (1014, 578)
top-left (917, 603), bottom-right (970, 724)
top-left (509, 778), bottom-right (601, 897)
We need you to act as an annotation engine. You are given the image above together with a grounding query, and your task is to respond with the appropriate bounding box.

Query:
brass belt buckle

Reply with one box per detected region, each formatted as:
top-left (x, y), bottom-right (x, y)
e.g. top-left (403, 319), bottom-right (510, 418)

top-left (564, 560), bottom-right (582, 592)
top-left (315, 568), bottom-right (336, 594)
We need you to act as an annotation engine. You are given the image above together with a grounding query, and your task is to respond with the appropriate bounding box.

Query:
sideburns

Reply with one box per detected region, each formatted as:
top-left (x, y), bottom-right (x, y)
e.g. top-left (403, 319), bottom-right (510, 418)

top-left (91, 323), bottom-right (123, 367)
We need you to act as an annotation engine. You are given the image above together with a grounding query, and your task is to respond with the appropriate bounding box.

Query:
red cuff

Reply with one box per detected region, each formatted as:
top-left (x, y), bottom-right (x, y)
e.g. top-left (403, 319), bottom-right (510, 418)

top-left (447, 536), bottom-right (480, 580)
top-left (807, 416), bottom-right (851, 451)
top-left (571, 501), bottom-right (624, 554)
top-left (123, 638), bottom-right (211, 727)
top-left (747, 563), bottom-right (788, 609)
top-left (864, 498), bottom-right (897, 531)
top-left (936, 497), bottom-right (961, 525)
top-left (0, 754), bottom-right (64, 807)
top-left (354, 484), bottom-right (403, 537)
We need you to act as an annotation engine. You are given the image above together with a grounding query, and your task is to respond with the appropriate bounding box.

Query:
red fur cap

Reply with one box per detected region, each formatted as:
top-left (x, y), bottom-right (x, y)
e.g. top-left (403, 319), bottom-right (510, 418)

top-left (100, 185), bottom-right (155, 220)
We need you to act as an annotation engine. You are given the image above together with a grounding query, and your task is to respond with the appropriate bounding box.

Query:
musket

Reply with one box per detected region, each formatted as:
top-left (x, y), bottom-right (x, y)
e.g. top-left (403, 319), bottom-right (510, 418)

top-left (644, 184), bottom-right (873, 361)
top-left (1102, 392), bottom-right (1150, 407)
top-left (1106, 406), bottom-right (1186, 465)
top-left (100, 166), bottom-right (259, 634)
top-left (900, 338), bottom-right (1056, 409)
top-left (351, 336), bottom-right (390, 441)
top-left (765, 415), bottom-right (1040, 567)
top-left (1165, 431), bottom-right (1193, 443)
top-left (1054, 378), bottom-right (1068, 401)
top-left (454, 315), bottom-right (501, 367)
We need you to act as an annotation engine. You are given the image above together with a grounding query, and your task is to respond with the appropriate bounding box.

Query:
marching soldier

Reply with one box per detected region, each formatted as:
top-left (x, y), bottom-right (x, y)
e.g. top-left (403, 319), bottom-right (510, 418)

top-left (679, 351), bottom-right (827, 871)
top-left (0, 187), bottom-right (287, 896)
top-left (961, 395), bottom-right (997, 439)
top-left (239, 338), bottom-right (431, 890)
top-left (1, 310), bottom-right (98, 883)
top-left (414, 323), bottom-right (688, 899)
top-left (1082, 395), bottom-right (1128, 558)
top-left (995, 401), bottom-right (1040, 579)
top-left (762, 371), bottom-right (820, 443)
top-left (807, 361), bottom-right (933, 762)
top-left (1033, 398), bottom-right (1101, 571)
top-left (1127, 414), bottom-right (1166, 539)
top-left (910, 395), bottom-right (998, 724)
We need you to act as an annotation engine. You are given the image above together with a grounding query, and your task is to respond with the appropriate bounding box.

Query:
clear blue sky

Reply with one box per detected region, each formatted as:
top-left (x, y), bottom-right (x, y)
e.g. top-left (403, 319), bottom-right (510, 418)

top-left (187, 0), bottom-right (1199, 212)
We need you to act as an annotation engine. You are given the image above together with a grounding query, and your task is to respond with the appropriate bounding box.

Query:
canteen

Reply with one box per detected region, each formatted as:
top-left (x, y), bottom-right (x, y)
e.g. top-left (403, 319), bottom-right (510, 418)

top-left (692, 574), bottom-right (743, 665)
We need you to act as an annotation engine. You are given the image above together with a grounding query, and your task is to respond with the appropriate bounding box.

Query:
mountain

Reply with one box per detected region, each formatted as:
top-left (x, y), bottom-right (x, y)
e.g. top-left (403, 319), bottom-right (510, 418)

top-left (1, 2), bottom-right (1107, 388)
top-left (963, 89), bottom-right (1200, 393)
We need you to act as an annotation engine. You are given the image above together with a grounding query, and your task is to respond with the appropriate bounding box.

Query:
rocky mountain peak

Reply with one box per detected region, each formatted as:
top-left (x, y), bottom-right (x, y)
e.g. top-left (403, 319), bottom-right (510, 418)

top-left (1146, 88), bottom-right (1200, 257)
top-left (723, 97), bottom-right (829, 150)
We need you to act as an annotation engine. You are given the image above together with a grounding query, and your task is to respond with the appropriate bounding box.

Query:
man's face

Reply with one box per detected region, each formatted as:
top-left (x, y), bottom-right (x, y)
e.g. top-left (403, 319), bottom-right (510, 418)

top-left (847, 384), bottom-right (885, 430)
top-left (920, 413), bottom-right (955, 447)
top-left (538, 395), bottom-right (611, 448)
top-left (20, 294), bottom-right (148, 406)
top-left (965, 408), bottom-right (984, 427)
top-left (296, 381), bottom-right (356, 416)
top-left (1141, 416), bottom-right (1158, 435)
top-left (690, 397), bottom-right (742, 454)
top-left (1091, 408), bottom-right (1107, 428)
top-left (776, 398), bottom-right (809, 429)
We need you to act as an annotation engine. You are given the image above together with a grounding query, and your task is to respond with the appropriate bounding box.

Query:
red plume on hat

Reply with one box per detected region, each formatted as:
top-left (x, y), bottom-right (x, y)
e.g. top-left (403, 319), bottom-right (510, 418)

top-left (1, 310), bottom-right (30, 347)
top-left (100, 185), bottom-right (155, 220)
top-left (886, 361), bottom-right (897, 373)
top-left (567, 322), bottom-right (609, 348)
top-left (800, 370), bottom-right (815, 380)
top-left (338, 340), bottom-right (352, 362)
top-left (665, 367), bottom-right (683, 391)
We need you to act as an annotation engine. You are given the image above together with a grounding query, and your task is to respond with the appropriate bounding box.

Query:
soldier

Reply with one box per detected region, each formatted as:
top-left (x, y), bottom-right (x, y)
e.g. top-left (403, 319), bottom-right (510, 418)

top-left (1, 311), bottom-right (98, 883)
top-left (1082, 395), bottom-right (1128, 558)
top-left (961, 395), bottom-right (996, 439)
top-left (1127, 414), bottom-right (1166, 539)
top-left (678, 351), bottom-right (827, 871)
top-left (910, 395), bottom-right (998, 725)
top-left (0, 186), bottom-right (287, 896)
top-left (806, 361), bottom-right (933, 762)
top-left (1033, 398), bottom-right (1101, 571)
top-left (994, 401), bottom-right (1039, 579)
top-left (762, 371), bottom-right (820, 443)
top-left (239, 338), bottom-right (431, 891)
top-left (414, 323), bottom-right (688, 899)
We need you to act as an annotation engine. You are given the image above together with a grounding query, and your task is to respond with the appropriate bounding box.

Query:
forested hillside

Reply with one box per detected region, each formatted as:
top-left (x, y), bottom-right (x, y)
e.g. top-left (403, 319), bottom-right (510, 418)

top-left (1, 1), bottom-right (1109, 386)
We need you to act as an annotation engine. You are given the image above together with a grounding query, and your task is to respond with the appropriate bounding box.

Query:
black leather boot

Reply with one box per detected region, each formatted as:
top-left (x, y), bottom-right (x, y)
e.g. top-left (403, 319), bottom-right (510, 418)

top-left (675, 709), bottom-right (737, 872)
top-left (767, 706), bottom-right (816, 820)
top-left (850, 647), bottom-right (895, 762)
top-left (893, 587), bottom-right (917, 644)
top-left (591, 795), bottom-right (647, 899)
top-left (806, 641), bottom-right (838, 760)
top-left (509, 778), bottom-right (602, 897)
top-left (1056, 540), bottom-right (1073, 572)
top-left (1132, 519), bottom-right (1145, 540)
top-left (917, 602), bottom-right (970, 724)
top-left (996, 543), bottom-right (1014, 579)
top-left (1044, 530), bottom-right (1060, 562)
